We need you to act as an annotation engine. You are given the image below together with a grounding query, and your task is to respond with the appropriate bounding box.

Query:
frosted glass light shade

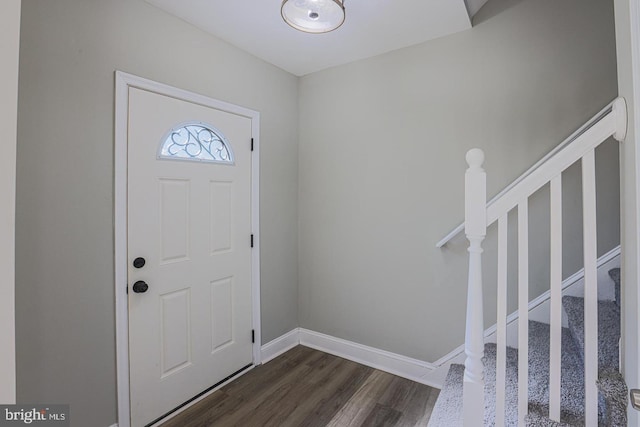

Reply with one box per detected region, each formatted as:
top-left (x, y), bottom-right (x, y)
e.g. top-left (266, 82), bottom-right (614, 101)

top-left (281, 0), bottom-right (345, 34)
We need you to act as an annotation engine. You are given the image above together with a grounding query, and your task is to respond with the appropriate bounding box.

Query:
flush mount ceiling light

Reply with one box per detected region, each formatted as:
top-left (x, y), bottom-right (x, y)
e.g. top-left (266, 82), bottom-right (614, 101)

top-left (281, 0), bottom-right (345, 34)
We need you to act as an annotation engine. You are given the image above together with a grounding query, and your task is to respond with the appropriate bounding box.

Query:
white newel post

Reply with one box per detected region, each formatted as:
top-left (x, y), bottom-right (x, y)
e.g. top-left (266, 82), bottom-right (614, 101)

top-left (463, 149), bottom-right (487, 427)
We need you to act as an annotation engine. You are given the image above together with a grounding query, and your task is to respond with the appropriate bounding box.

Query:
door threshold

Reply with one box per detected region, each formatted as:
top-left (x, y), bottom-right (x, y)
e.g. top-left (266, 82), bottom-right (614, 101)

top-left (147, 363), bottom-right (254, 427)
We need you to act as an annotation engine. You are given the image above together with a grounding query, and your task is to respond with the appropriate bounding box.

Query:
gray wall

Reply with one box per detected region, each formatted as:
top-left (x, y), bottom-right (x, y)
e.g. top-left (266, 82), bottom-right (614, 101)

top-left (15, 0), bottom-right (621, 424)
top-left (298, 0), bottom-right (619, 362)
top-left (15, 0), bottom-right (298, 425)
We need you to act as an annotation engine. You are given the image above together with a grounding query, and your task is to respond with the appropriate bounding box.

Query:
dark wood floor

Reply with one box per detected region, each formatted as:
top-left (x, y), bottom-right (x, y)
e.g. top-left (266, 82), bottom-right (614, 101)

top-left (160, 345), bottom-right (440, 427)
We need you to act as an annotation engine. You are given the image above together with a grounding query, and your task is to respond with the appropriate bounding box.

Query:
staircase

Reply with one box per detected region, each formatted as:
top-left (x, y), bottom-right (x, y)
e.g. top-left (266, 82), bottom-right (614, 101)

top-left (428, 268), bottom-right (627, 426)
top-left (428, 98), bottom-right (629, 426)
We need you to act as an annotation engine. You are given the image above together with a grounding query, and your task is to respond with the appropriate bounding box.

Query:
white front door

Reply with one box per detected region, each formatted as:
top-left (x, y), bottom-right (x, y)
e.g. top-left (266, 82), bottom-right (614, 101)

top-left (127, 87), bottom-right (254, 426)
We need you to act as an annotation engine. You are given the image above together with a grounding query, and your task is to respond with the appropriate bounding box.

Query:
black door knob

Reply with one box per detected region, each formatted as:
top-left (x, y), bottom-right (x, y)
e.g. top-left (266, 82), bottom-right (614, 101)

top-left (133, 257), bottom-right (146, 269)
top-left (132, 280), bottom-right (149, 293)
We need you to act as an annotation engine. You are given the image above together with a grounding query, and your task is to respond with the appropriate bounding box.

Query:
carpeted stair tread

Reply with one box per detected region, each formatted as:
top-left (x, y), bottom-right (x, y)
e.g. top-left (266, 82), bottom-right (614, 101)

top-left (428, 363), bottom-right (464, 426)
top-left (481, 344), bottom-right (519, 426)
top-left (429, 269), bottom-right (625, 426)
top-left (525, 412), bottom-right (575, 426)
top-left (525, 321), bottom-right (588, 425)
top-left (428, 322), bottom-right (587, 426)
top-left (597, 368), bottom-right (628, 427)
top-left (427, 347), bottom-right (520, 427)
top-left (562, 295), bottom-right (620, 371)
top-left (608, 267), bottom-right (620, 308)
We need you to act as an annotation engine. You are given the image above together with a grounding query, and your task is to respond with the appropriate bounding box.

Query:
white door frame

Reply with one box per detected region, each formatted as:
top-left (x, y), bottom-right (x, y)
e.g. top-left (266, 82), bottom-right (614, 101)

top-left (0, 0), bottom-right (20, 405)
top-left (114, 71), bottom-right (262, 427)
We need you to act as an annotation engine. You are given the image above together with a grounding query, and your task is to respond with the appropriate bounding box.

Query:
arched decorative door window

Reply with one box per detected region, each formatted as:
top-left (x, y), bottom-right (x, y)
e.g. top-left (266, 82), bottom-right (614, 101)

top-left (158, 122), bottom-right (234, 164)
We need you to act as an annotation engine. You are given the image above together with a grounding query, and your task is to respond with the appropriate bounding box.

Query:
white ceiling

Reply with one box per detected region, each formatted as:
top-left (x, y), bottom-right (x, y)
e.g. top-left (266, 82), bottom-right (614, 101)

top-left (146, 0), bottom-right (488, 76)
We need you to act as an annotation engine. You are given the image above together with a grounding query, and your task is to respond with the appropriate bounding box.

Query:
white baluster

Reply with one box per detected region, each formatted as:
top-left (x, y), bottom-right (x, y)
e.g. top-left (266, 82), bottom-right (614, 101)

top-left (495, 214), bottom-right (508, 427)
top-left (463, 149), bottom-right (487, 427)
top-left (549, 175), bottom-right (563, 422)
top-left (582, 150), bottom-right (598, 426)
top-left (518, 200), bottom-right (529, 426)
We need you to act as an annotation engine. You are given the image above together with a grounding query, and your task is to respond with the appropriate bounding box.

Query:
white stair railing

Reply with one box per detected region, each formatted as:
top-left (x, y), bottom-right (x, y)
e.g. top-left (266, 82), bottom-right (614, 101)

top-left (461, 97), bottom-right (627, 427)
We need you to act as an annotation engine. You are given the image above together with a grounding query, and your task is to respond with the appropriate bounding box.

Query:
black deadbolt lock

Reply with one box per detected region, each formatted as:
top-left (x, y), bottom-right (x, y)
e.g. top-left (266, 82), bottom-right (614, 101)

top-left (133, 257), bottom-right (146, 269)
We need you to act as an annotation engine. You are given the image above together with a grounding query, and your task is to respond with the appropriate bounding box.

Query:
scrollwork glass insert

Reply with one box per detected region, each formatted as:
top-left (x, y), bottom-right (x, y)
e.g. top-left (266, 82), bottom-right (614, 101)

top-left (159, 123), bottom-right (234, 164)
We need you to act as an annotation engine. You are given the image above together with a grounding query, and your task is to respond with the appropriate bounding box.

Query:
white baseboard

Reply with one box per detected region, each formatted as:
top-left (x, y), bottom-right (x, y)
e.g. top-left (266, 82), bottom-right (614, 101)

top-left (298, 329), bottom-right (439, 388)
top-left (261, 328), bottom-right (442, 388)
top-left (260, 329), bottom-right (300, 363)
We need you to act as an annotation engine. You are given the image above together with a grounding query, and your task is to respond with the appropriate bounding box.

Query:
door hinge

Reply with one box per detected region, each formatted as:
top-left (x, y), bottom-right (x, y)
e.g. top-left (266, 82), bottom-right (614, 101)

top-left (251, 234), bottom-right (254, 248)
top-left (251, 138), bottom-right (254, 152)
top-left (252, 329), bottom-right (255, 343)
